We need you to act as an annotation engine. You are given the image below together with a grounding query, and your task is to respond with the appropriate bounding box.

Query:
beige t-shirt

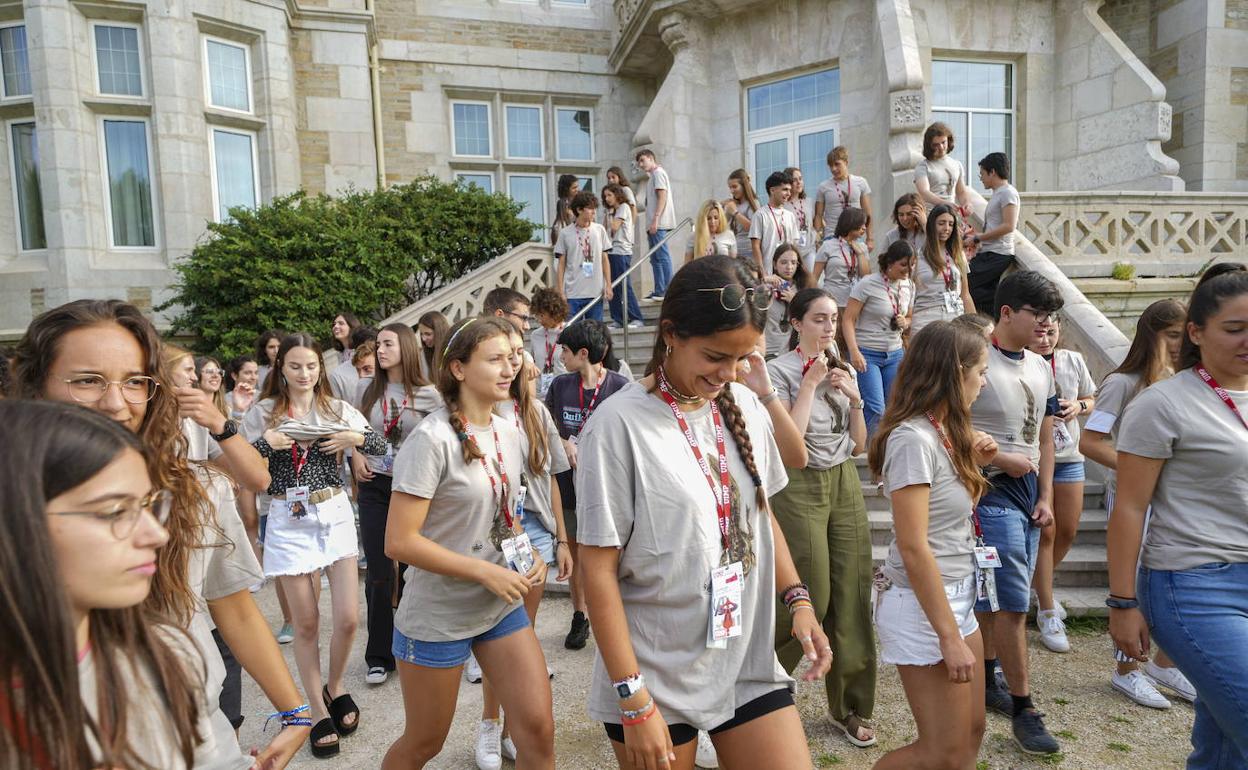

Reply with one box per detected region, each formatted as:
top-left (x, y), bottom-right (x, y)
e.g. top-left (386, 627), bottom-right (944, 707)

top-left (730, 199), bottom-right (755, 258)
top-left (911, 254), bottom-right (965, 317)
top-left (1048, 349), bottom-right (1097, 463)
top-left (576, 382), bottom-right (792, 729)
top-left (554, 222), bottom-right (611, 299)
top-left (816, 174), bottom-right (871, 239)
top-left (496, 399), bottom-right (571, 535)
top-left (848, 273), bottom-right (908, 353)
top-left (748, 205), bottom-right (800, 274)
top-left (609, 203), bottom-right (635, 255)
top-left (814, 236), bottom-right (865, 307)
top-left (882, 417), bottom-right (978, 587)
top-left (355, 379), bottom-right (444, 475)
top-left (971, 346), bottom-right (1056, 468)
top-left (767, 348), bottom-right (858, 470)
top-left (645, 166), bottom-right (677, 230)
top-left (391, 408), bottom-right (525, 641)
top-left (915, 156), bottom-right (964, 203)
top-left (1117, 368), bottom-right (1248, 570)
top-left (763, 293), bottom-right (792, 357)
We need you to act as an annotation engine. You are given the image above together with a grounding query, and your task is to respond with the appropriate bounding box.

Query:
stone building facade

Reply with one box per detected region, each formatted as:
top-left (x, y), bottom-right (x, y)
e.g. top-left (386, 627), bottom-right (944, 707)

top-left (0, 0), bottom-right (1241, 334)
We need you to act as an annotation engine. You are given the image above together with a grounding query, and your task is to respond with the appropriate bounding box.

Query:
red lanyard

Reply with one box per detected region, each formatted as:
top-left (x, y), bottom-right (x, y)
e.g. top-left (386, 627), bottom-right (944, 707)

top-left (795, 346), bottom-right (820, 377)
top-left (656, 368), bottom-right (732, 551)
top-left (883, 276), bottom-right (900, 316)
top-left (792, 201), bottom-right (806, 230)
top-left (941, 252), bottom-right (955, 291)
top-left (476, 421), bottom-right (514, 528)
top-left (509, 399), bottom-right (522, 431)
top-left (381, 395), bottom-right (407, 439)
top-left (576, 376), bottom-right (605, 435)
top-left (839, 240), bottom-right (857, 278)
top-left (576, 226), bottom-right (591, 261)
top-left (1195, 364), bottom-right (1248, 430)
top-left (544, 328), bottom-right (557, 373)
top-left (924, 411), bottom-right (983, 539)
top-left (768, 205), bottom-right (784, 239)
top-left (290, 444), bottom-right (308, 484)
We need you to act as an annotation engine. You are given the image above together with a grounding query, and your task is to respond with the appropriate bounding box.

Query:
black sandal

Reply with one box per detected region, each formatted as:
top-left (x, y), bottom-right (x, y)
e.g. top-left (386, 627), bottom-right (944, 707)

top-left (322, 685), bottom-right (360, 736)
top-left (309, 718), bottom-right (340, 759)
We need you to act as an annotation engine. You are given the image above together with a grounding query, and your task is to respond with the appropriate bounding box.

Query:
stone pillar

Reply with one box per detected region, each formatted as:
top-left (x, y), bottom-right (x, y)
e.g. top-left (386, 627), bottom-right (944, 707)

top-left (875, 0), bottom-right (925, 236)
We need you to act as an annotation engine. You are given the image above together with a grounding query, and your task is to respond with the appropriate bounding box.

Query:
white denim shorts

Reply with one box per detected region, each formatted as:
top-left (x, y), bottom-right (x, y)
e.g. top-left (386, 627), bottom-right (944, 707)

top-left (263, 489), bottom-right (358, 577)
top-left (875, 573), bottom-right (979, 666)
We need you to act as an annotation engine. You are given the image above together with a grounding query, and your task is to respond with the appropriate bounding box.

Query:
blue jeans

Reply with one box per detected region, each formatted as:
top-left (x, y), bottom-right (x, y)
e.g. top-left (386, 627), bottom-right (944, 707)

top-left (608, 252), bottom-right (643, 325)
top-left (859, 347), bottom-right (904, 435)
top-left (567, 297), bottom-right (603, 321)
top-left (648, 229), bottom-right (673, 296)
top-left (972, 503), bottom-right (1040, 613)
top-left (1139, 563), bottom-right (1248, 769)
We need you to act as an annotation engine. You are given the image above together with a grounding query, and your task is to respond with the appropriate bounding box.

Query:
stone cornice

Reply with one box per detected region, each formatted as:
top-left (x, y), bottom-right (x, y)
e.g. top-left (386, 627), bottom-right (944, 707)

top-left (284, 0), bottom-right (375, 43)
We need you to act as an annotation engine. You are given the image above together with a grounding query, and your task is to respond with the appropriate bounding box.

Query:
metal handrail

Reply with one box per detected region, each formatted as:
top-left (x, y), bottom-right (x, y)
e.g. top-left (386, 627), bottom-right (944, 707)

top-left (564, 216), bottom-right (693, 365)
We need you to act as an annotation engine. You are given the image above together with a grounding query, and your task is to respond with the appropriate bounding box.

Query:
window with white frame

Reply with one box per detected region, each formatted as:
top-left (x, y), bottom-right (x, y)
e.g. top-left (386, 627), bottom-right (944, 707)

top-left (101, 118), bottom-right (156, 247)
top-left (9, 121), bottom-right (45, 250)
top-left (0, 25), bottom-right (31, 98)
top-left (504, 105), bottom-right (543, 160)
top-left (555, 107), bottom-right (593, 162)
top-left (92, 24), bottom-right (144, 97)
top-left (931, 60), bottom-right (1014, 192)
top-left (451, 101), bottom-right (492, 157)
top-left (204, 38), bottom-right (251, 112)
top-left (507, 174), bottom-right (546, 242)
top-left (746, 68), bottom-right (839, 193)
top-left (210, 128), bottom-right (258, 221)
top-left (454, 172), bottom-right (495, 193)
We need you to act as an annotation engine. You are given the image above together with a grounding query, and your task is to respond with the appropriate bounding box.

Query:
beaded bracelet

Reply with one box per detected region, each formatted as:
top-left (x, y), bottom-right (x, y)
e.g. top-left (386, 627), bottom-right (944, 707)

top-left (779, 582), bottom-right (805, 600)
top-left (264, 704), bottom-right (311, 731)
top-left (788, 598), bottom-right (815, 616)
top-left (621, 700), bottom-right (657, 726)
top-left (782, 584), bottom-right (812, 609)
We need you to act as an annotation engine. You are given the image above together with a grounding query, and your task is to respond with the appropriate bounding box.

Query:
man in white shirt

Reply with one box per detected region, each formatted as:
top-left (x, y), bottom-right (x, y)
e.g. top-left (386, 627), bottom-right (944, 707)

top-left (969, 152), bottom-right (1021, 311)
top-left (749, 170), bottom-right (800, 276)
top-left (636, 149), bottom-right (675, 300)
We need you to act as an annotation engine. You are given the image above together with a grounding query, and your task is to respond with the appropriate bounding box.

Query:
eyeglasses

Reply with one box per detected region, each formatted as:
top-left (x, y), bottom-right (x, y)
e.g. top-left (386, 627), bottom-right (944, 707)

top-left (200, 367), bottom-right (223, 377)
top-left (51, 489), bottom-right (173, 540)
top-left (60, 375), bottom-right (160, 405)
top-left (503, 310), bottom-right (533, 325)
top-left (697, 284), bottom-right (774, 312)
top-left (1016, 306), bottom-right (1056, 325)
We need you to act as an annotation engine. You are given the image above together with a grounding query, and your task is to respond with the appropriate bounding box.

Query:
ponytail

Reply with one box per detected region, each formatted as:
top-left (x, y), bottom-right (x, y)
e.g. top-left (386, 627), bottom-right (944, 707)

top-left (445, 394), bottom-right (485, 464)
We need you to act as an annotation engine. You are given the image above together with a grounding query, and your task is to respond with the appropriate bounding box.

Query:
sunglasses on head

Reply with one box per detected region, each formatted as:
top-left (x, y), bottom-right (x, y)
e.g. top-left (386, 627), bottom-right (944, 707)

top-left (697, 284), bottom-right (774, 312)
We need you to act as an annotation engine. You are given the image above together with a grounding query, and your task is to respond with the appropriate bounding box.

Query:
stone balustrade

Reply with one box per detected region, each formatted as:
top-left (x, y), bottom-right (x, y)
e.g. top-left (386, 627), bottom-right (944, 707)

top-left (1018, 191), bottom-right (1248, 278)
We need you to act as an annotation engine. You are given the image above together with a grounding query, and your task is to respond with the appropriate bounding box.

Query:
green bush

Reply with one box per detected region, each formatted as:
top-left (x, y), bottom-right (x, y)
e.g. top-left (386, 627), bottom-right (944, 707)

top-left (162, 177), bottom-right (534, 358)
top-left (1110, 261), bottom-right (1136, 281)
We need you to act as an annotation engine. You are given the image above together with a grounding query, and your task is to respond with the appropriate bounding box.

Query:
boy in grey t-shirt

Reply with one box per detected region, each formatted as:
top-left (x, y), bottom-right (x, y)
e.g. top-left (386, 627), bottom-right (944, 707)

top-left (636, 149), bottom-right (675, 298)
top-left (968, 152), bottom-right (1020, 312)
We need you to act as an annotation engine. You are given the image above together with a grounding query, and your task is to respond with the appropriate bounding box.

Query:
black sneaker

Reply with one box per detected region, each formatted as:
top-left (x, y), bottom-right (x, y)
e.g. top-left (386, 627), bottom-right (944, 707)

top-left (564, 611), bottom-right (590, 650)
top-left (985, 679), bottom-right (1013, 717)
top-left (1012, 708), bottom-right (1060, 755)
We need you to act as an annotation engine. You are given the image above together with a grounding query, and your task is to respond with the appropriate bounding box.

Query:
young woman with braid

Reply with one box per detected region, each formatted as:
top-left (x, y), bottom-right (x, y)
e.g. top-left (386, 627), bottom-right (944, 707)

top-left (382, 317), bottom-right (555, 770)
top-left (910, 203), bottom-right (975, 334)
top-left (869, 321), bottom-right (998, 769)
top-left (577, 256), bottom-right (830, 770)
top-left (351, 324), bottom-right (443, 687)
top-left (767, 288), bottom-right (877, 748)
top-left (10, 299), bottom-right (308, 768)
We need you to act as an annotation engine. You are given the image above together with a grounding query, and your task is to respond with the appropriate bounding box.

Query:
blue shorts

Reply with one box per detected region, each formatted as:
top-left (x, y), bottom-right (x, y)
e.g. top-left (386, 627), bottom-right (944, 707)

top-left (1053, 461), bottom-right (1085, 484)
top-left (522, 512), bottom-right (556, 565)
top-left (974, 503), bottom-right (1040, 613)
top-left (392, 606), bottom-right (529, 668)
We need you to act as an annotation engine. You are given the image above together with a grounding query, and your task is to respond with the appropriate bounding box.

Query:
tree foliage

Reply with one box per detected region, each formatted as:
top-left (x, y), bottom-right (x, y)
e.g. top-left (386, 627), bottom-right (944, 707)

top-left (162, 177), bottom-right (534, 358)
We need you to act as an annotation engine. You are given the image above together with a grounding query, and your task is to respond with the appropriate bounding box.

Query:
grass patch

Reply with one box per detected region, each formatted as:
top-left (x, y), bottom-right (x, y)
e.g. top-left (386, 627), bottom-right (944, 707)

top-left (1053, 697), bottom-right (1070, 706)
top-left (1054, 729), bottom-right (1078, 741)
top-left (816, 754), bottom-right (842, 767)
top-left (1111, 715), bottom-right (1133, 725)
top-left (1108, 742), bottom-right (1131, 752)
top-left (1037, 752), bottom-right (1066, 765)
top-left (1062, 616), bottom-right (1109, 637)
top-left (977, 762), bottom-right (990, 770)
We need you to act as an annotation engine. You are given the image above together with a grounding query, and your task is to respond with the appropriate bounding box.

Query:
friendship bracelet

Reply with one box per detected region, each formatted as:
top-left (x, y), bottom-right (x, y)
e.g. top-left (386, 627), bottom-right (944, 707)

top-left (619, 697), bottom-right (654, 721)
top-left (779, 582), bottom-right (805, 599)
top-left (621, 702), bottom-right (658, 726)
top-left (787, 599), bottom-right (815, 616)
top-left (264, 704), bottom-right (310, 732)
top-left (759, 389), bottom-right (780, 406)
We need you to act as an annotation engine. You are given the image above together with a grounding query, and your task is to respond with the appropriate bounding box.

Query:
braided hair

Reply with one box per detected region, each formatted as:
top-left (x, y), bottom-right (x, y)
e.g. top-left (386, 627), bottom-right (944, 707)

top-left (438, 316), bottom-right (515, 463)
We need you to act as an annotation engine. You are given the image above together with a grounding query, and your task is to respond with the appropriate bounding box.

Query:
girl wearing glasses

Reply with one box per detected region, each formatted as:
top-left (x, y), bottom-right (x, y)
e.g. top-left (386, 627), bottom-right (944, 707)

top-left (767, 288), bottom-right (877, 748)
top-left (11, 299), bottom-right (308, 768)
top-left (0, 400), bottom-right (239, 769)
top-left (577, 256), bottom-right (830, 770)
top-left (843, 241), bottom-right (915, 435)
top-left (196, 356), bottom-right (228, 418)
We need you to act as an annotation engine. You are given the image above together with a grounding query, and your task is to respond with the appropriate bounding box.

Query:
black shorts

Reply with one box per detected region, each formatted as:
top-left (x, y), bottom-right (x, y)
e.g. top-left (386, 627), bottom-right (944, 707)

top-left (603, 688), bottom-right (793, 746)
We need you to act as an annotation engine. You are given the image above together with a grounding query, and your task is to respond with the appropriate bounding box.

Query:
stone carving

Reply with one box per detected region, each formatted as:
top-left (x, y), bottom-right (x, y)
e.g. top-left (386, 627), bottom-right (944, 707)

top-left (890, 90), bottom-right (925, 131)
top-left (1158, 102), bottom-right (1172, 141)
top-left (658, 10), bottom-right (696, 53)
top-left (615, 0), bottom-right (644, 30)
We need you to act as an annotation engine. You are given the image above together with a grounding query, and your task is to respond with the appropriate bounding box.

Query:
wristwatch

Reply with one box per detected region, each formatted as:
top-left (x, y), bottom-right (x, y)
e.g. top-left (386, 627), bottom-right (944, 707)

top-left (210, 419), bottom-right (239, 443)
top-left (613, 673), bottom-right (646, 700)
top-left (972, 235), bottom-right (981, 245)
top-left (1105, 595), bottom-right (1139, 610)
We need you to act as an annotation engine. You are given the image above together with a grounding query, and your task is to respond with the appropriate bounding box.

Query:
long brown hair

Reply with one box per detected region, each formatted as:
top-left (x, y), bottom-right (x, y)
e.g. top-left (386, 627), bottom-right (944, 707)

top-left (1179, 266), bottom-right (1248, 370)
top-left (0, 400), bottom-right (203, 770)
top-left (868, 321), bottom-right (988, 500)
top-left (415, 311), bottom-right (450, 379)
top-left (438, 317), bottom-right (515, 463)
top-left (193, 356), bottom-right (228, 417)
top-left (10, 300), bottom-right (209, 625)
top-left (259, 333), bottom-right (340, 426)
top-left (646, 256), bottom-right (769, 509)
top-left (921, 203), bottom-right (968, 279)
top-left (361, 324), bottom-right (428, 421)
top-left (728, 168), bottom-right (760, 212)
top-left (505, 328), bottom-right (551, 474)
top-left (1109, 299), bottom-right (1186, 390)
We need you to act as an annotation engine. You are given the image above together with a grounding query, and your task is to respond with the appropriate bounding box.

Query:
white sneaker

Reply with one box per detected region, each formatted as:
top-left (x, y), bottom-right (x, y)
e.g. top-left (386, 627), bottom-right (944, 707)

top-left (475, 719), bottom-right (502, 770)
top-left (1144, 661), bottom-right (1197, 702)
top-left (1031, 589), bottom-right (1067, 620)
top-left (1037, 610), bottom-right (1071, 653)
top-left (365, 666), bottom-right (388, 685)
top-left (501, 735), bottom-right (517, 761)
top-left (1111, 670), bottom-right (1172, 709)
top-left (627, 320), bottom-right (644, 329)
top-left (465, 653), bottom-right (483, 684)
top-left (694, 730), bottom-right (719, 769)
top-left (276, 623), bottom-right (294, 645)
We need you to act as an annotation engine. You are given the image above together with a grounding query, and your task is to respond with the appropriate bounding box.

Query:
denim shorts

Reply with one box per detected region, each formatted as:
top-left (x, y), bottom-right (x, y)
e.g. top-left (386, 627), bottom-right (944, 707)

top-left (522, 511), bottom-right (556, 565)
top-left (973, 503), bottom-right (1040, 613)
top-left (392, 606), bottom-right (530, 668)
top-left (1053, 461), bottom-right (1085, 484)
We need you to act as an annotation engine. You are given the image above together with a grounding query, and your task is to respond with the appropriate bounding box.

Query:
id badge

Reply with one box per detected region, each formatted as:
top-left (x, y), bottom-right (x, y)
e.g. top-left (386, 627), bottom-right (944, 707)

top-left (380, 444), bottom-right (395, 473)
top-left (974, 545), bottom-right (1001, 569)
top-left (581, 260), bottom-right (594, 278)
top-left (943, 290), bottom-right (964, 315)
top-left (977, 567), bottom-right (1000, 612)
top-left (798, 231), bottom-right (808, 248)
top-left (285, 486), bottom-right (310, 519)
top-left (537, 372), bottom-right (555, 398)
top-left (568, 433), bottom-right (578, 447)
top-left (501, 532), bottom-right (535, 575)
top-left (1053, 421), bottom-right (1075, 454)
top-left (707, 561), bottom-right (745, 648)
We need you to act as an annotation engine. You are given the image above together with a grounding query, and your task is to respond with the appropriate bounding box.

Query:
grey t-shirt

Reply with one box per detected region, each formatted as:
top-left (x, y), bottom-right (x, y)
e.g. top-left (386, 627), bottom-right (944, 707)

top-left (329, 357), bottom-right (360, 402)
top-left (1083, 371), bottom-right (1143, 495)
top-left (767, 349), bottom-right (858, 469)
top-left (848, 273), bottom-right (907, 353)
top-left (882, 417), bottom-right (977, 587)
top-left (1049, 349), bottom-right (1097, 463)
top-left (646, 166), bottom-right (677, 230)
top-left (530, 324), bottom-right (568, 377)
top-left (979, 183), bottom-right (1020, 255)
top-left (730, 199), bottom-right (755, 258)
top-left (883, 226), bottom-right (926, 258)
top-left (391, 409), bottom-right (526, 641)
top-left (555, 222), bottom-right (611, 299)
top-left (815, 174), bottom-right (871, 239)
top-left (915, 156), bottom-right (964, 203)
top-left (183, 419), bottom-right (223, 463)
top-left (814, 236), bottom-right (866, 307)
top-left (355, 379), bottom-right (444, 475)
top-left (911, 254), bottom-right (965, 317)
top-left (763, 293), bottom-right (792, 358)
top-left (576, 382), bottom-right (792, 729)
top-left (748, 205), bottom-right (800, 274)
top-left (609, 203), bottom-right (634, 255)
top-left (972, 346), bottom-right (1055, 468)
top-left (1117, 368), bottom-right (1248, 569)
top-left (497, 399), bottom-right (571, 535)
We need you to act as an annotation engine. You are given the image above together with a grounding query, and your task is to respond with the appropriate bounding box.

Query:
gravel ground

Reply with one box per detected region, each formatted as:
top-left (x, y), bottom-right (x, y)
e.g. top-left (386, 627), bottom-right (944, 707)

top-left (240, 577), bottom-right (1193, 769)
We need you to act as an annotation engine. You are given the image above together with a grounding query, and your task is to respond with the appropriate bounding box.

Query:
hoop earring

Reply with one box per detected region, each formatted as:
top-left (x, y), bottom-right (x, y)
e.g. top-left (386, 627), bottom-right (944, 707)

top-left (665, 345), bottom-right (672, 357)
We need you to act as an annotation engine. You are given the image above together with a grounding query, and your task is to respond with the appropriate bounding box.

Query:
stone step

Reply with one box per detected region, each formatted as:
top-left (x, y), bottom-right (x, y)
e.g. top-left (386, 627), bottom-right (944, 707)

top-left (870, 543), bottom-right (1109, 587)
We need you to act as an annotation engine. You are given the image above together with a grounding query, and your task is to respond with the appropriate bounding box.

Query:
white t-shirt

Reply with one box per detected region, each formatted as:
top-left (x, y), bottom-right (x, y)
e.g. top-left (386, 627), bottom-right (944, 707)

top-left (767, 348), bottom-right (858, 469)
top-left (915, 156), bottom-right (964, 203)
top-left (645, 166), bottom-right (677, 230)
top-left (1118, 368), bottom-right (1248, 570)
top-left (1084, 371), bottom-right (1143, 496)
top-left (183, 419), bottom-right (224, 463)
top-left (748, 205), bottom-right (800, 274)
top-left (979, 183), bottom-right (1020, 255)
top-left (1047, 349), bottom-right (1096, 464)
top-left (814, 236), bottom-right (866, 307)
top-left (554, 222), bottom-right (611, 299)
top-left (328, 357), bottom-right (360, 402)
top-left (577, 382), bottom-right (792, 729)
top-left (849, 273), bottom-right (909, 352)
top-left (816, 175), bottom-right (871, 239)
top-left (608, 203), bottom-right (634, 255)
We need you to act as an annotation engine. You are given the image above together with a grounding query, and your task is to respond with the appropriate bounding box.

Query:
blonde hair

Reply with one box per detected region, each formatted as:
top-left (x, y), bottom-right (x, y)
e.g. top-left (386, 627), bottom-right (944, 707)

top-left (693, 199), bottom-right (728, 258)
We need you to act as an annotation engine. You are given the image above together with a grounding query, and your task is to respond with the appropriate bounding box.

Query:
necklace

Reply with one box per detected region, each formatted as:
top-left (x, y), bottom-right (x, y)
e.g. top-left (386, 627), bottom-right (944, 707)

top-left (658, 367), bottom-right (705, 405)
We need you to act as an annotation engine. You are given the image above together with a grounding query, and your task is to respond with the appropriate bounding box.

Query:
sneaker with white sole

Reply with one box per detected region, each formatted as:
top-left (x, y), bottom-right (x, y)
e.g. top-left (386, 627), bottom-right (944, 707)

top-left (1030, 589), bottom-right (1067, 620)
top-left (694, 731), bottom-right (719, 769)
top-left (475, 719), bottom-right (502, 770)
top-left (465, 653), bottom-right (483, 684)
top-left (1037, 609), bottom-right (1071, 653)
top-left (365, 666), bottom-right (388, 685)
top-left (1143, 661), bottom-right (1196, 702)
top-left (1111, 670), bottom-right (1172, 709)
top-left (276, 623), bottom-right (294, 645)
top-left (501, 735), bottom-right (517, 761)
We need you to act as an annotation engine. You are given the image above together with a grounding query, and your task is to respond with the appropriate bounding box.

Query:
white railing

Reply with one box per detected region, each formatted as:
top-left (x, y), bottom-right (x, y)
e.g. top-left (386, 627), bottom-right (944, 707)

top-left (382, 241), bottom-right (553, 327)
top-left (1018, 192), bottom-right (1248, 278)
